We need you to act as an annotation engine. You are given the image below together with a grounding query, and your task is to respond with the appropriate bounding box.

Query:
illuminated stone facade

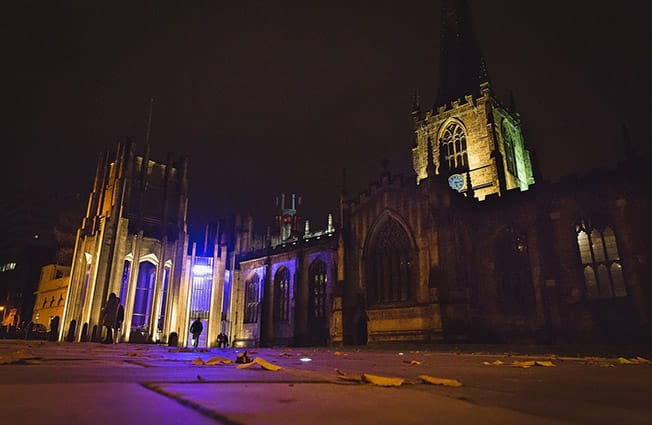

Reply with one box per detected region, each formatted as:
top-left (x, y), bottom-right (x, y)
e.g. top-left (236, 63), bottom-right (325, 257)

top-left (60, 0), bottom-right (650, 347)
top-left (32, 264), bottom-right (70, 330)
top-left (412, 86), bottom-right (535, 199)
top-left (60, 141), bottom-right (193, 343)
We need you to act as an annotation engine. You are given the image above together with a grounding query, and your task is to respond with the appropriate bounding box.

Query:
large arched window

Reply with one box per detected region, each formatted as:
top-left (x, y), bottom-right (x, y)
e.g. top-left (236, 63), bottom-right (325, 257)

top-left (244, 274), bottom-right (260, 324)
top-left (576, 220), bottom-right (626, 299)
top-left (494, 227), bottom-right (533, 314)
top-left (366, 218), bottom-right (414, 305)
top-left (274, 267), bottom-right (290, 322)
top-left (309, 260), bottom-right (327, 319)
top-left (439, 122), bottom-right (468, 171)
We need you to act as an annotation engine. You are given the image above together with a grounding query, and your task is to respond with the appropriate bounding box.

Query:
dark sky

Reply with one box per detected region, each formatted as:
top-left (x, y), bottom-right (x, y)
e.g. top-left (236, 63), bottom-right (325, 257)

top-left (2, 1), bottom-right (651, 239)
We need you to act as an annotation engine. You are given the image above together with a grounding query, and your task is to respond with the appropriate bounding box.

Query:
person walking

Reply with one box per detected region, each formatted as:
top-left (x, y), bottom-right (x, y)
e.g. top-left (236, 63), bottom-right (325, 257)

top-left (101, 293), bottom-right (119, 344)
top-left (190, 317), bottom-right (203, 349)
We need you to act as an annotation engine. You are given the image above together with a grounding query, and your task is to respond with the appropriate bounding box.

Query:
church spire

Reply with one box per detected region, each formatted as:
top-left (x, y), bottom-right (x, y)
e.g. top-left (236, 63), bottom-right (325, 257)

top-left (435, 0), bottom-right (488, 108)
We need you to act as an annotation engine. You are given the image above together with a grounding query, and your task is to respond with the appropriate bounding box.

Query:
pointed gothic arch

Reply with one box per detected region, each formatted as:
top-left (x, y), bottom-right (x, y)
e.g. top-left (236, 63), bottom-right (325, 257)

top-left (438, 119), bottom-right (468, 172)
top-left (244, 273), bottom-right (261, 324)
top-left (273, 267), bottom-right (290, 322)
top-left (493, 226), bottom-right (533, 314)
top-left (364, 211), bottom-right (417, 306)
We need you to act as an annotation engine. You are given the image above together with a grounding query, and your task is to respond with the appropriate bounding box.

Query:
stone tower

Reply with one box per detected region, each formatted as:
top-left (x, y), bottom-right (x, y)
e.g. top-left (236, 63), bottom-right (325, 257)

top-left (60, 140), bottom-right (190, 343)
top-left (412, 0), bottom-right (534, 199)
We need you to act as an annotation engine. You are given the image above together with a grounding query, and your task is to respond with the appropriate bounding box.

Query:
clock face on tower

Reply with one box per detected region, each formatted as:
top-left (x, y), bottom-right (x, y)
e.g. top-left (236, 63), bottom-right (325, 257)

top-left (448, 173), bottom-right (465, 192)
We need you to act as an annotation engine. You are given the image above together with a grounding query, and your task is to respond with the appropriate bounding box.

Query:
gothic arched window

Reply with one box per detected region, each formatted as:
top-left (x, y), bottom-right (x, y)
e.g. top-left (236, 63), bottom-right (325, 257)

top-left (309, 260), bottom-right (327, 319)
top-left (501, 119), bottom-right (517, 176)
top-left (244, 274), bottom-right (260, 324)
top-left (576, 220), bottom-right (626, 299)
top-left (366, 218), bottom-right (415, 305)
top-left (494, 227), bottom-right (533, 314)
top-left (274, 267), bottom-right (290, 322)
top-left (439, 122), bottom-right (468, 171)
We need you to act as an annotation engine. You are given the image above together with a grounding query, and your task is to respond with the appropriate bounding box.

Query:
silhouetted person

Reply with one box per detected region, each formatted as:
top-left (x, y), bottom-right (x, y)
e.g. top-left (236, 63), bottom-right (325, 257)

top-left (217, 332), bottom-right (228, 348)
top-left (190, 317), bottom-right (203, 349)
top-left (101, 293), bottom-right (119, 344)
top-left (114, 301), bottom-right (124, 344)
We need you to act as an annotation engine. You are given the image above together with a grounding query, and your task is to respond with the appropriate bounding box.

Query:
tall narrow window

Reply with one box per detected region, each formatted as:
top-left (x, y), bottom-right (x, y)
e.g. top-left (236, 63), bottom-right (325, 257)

top-left (494, 228), bottom-right (532, 313)
top-left (274, 267), bottom-right (290, 322)
top-left (439, 122), bottom-right (468, 171)
top-left (244, 274), bottom-right (260, 324)
top-left (119, 260), bottom-right (131, 306)
top-left (189, 257), bottom-right (212, 320)
top-left (366, 218), bottom-right (414, 305)
top-left (501, 119), bottom-right (517, 176)
top-left (309, 260), bottom-right (327, 319)
top-left (157, 266), bottom-right (171, 331)
top-left (131, 261), bottom-right (156, 329)
top-left (576, 221), bottom-right (626, 299)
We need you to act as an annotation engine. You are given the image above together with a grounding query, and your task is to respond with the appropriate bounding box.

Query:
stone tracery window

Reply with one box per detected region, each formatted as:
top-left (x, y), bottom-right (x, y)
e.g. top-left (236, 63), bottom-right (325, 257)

top-left (576, 220), bottom-right (626, 299)
top-left (309, 260), bottom-right (327, 319)
top-left (274, 267), bottom-right (290, 322)
top-left (366, 218), bottom-right (414, 305)
top-left (244, 274), bottom-right (260, 324)
top-left (494, 227), bottom-right (532, 313)
top-left (440, 122), bottom-right (468, 171)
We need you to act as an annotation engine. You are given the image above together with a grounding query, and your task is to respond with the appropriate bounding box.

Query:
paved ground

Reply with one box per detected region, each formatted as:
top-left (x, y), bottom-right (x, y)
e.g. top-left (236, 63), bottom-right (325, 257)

top-left (1, 340), bottom-right (651, 425)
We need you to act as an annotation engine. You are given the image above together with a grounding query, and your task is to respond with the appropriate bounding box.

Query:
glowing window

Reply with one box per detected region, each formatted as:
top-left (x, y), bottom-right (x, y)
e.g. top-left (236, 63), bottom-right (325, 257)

top-left (576, 221), bottom-right (626, 299)
top-left (501, 120), bottom-right (518, 176)
top-left (244, 274), bottom-right (260, 324)
top-left (273, 267), bottom-right (290, 322)
top-left (439, 122), bottom-right (468, 171)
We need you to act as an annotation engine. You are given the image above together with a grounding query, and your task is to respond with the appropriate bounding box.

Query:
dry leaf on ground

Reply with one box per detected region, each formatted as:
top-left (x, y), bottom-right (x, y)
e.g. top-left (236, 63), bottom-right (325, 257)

top-left (419, 375), bottom-right (463, 387)
top-left (362, 373), bottom-right (404, 387)
top-left (205, 356), bottom-right (232, 365)
top-left (236, 357), bottom-right (282, 371)
top-left (336, 369), bottom-right (362, 382)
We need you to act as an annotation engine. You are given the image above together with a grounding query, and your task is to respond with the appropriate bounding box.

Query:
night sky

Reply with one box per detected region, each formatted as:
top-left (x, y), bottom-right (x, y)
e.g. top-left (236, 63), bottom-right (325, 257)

top-left (2, 1), bottom-right (650, 239)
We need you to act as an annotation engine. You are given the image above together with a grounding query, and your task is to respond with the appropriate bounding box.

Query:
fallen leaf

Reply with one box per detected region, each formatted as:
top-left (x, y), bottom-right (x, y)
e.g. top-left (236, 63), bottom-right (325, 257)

top-left (334, 351), bottom-right (342, 356)
top-left (403, 360), bottom-right (422, 365)
top-left (362, 373), bottom-right (404, 387)
top-left (278, 352), bottom-right (292, 357)
top-left (236, 357), bottom-right (281, 371)
top-left (419, 375), bottom-right (463, 387)
top-left (336, 369), bottom-right (362, 382)
top-left (205, 356), bottom-right (232, 365)
top-left (483, 360), bottom-right (504, 366)
top-left (618, 357), bottom-right (650, 365)
top-left (511, 360), bottom-right (536, 368)
top-left (192, 357), bottom-right (205, 365)
top-left (127, 352), bottom-right (144, 357)
top-left (534, 361), bottom-right (555, 367)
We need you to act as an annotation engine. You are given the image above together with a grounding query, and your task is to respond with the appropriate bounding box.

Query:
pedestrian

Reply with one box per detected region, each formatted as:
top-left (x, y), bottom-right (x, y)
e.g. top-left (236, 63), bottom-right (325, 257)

top-left (114, 301), bottom-right (124, 344)
top-left (101, 293), bottom-right (119, 344)
top-left (217, 332), bottom-right (228, 348)
top-left (190, 317), bottom-right (203, 349)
